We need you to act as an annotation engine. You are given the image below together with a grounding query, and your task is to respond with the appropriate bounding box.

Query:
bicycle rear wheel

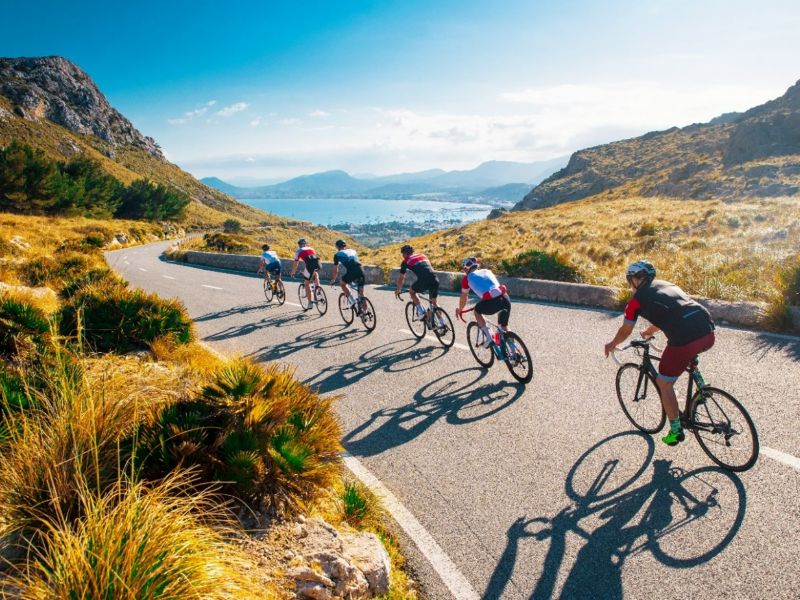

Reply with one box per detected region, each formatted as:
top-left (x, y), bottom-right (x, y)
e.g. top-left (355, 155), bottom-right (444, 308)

top-left (432, 307), bottom-right (455, 348)
top-left (263, 277), bottom-right (274, 302)
top-left (314, 285), bottom-right (328, 315)
top-left (297, 283), bottom-right (311, 310)
top-left (359, 297), bottom-right (377, 333)
top-left (405, 302), bottom-right (426, 338)
top-left (467, 322), bottom-right (495, 368)
top-left (338, 293), bottom-right (354, 324)
top-left (689, 386), bottom-right (759, 472)
top-left (275, 280), bottom-right (286, 305)
top-left (615, 363), bottom-right (666, 433)
top-left (503, 331), bottom-right (532, 383)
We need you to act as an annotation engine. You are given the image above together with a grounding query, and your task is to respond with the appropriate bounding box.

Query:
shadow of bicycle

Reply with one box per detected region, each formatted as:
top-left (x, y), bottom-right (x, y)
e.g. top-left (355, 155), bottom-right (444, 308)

top-left (246, 323), bottom-right (371, 362)
top-left (483, 431), bottom-right (747, 600)
top-left (342, 367), bottom-right (524, 457)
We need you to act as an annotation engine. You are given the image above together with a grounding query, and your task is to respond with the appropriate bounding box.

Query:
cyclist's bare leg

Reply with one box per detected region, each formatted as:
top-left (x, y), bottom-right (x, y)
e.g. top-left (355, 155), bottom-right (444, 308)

top-left (474, 312), bottom-right (487, 328)
top-left (304, 279), bottom-right (312, 301)
top-left (656, 378), bottom-right (680, 421)
top-left (340, 281), bottom-right (351, 297)
top-left (409, 289), bottom-right (420, 306)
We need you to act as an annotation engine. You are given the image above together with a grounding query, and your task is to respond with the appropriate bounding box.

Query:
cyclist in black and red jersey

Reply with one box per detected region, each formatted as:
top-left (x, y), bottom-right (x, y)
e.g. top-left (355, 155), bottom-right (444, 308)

top-left (394, 244), bottom-right (441, 321)
top-left (290, 238), bottom-right (321, 310)
top-left (604, 260), bottom-right (715, 446)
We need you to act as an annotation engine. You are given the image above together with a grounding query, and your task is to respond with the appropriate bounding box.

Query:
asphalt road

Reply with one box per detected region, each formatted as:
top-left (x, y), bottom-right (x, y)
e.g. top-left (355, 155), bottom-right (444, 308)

top-left (107, 241), bottom-right (800, 600)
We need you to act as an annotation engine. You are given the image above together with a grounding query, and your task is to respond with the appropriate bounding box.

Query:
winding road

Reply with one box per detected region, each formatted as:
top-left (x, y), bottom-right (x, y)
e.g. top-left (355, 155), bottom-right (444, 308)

top-left (107, 241), bottom-right (800, 600)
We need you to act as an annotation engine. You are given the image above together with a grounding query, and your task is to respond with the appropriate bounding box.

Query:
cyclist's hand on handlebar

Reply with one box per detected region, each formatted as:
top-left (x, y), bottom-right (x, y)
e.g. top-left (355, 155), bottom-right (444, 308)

top-left (394, 288), bottom-right (402, 299)
top-left (455, 307), bottom-right (465, 323)
top-left (603, 342), bottom-right (616, 358)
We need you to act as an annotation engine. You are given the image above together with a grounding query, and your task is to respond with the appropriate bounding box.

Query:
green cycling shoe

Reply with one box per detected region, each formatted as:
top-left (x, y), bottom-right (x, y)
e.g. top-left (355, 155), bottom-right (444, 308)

top-left (662, 429), bottom-right (685, 446)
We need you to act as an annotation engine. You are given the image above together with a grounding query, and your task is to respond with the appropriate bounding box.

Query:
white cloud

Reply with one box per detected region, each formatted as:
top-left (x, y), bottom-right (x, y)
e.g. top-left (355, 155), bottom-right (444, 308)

top-left (278, 118), bottom-right (300, 126)
top-left (249, 117), bottom-right (262, 127)
top-left (215, 102), bottom-right (249, 117)
top-left (308, 109), bottom-right (330, 118)
top-left (167, 100), bottom-right (218, 125)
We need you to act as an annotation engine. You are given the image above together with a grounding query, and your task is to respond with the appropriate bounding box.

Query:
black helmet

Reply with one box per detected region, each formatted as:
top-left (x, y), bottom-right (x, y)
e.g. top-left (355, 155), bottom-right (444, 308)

top-left (335, 239), bottom-right (346, 249)
top-left (400, 244), bottom-right (413, 255)
top-left (262, 243), bottom-right (270, 251)
top-left (297, 238), bottom-right (307, 246)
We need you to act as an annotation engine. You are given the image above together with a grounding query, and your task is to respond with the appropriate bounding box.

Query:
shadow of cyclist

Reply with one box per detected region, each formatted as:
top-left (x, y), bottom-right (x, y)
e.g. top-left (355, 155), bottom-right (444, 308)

top-left (246, 323), bottom-right (370, 362)
top-left (482, 432), bottom-right (746, 600)
top-left (343, 368), bottom-right (524, 457)
top-left (751, 332), bottom-right (800, 362)
top-left (194, 301), bottom-right (266, 322)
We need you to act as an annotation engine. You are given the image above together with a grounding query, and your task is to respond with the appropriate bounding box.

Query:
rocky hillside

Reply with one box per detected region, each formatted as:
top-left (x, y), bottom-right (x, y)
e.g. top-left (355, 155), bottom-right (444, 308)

top-left (0, 56), bottom-right (271, 225)
top-left (514, 80), bottom-right (800, 210)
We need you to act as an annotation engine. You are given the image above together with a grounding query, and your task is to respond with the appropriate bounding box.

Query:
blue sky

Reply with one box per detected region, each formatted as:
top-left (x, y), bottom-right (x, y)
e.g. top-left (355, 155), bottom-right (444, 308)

top-left (3, 0), bottom-right (800, 182)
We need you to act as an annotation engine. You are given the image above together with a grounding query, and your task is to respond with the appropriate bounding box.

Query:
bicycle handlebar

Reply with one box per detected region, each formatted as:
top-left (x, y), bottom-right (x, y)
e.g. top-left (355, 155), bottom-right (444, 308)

top-left (608, 336), bottom-right (663, 366)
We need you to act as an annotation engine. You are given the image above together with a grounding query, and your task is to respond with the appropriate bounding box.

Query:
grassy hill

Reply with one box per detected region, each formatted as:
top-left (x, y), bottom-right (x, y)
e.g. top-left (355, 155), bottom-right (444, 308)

top-left (362, 194), bottom-right (800, 306)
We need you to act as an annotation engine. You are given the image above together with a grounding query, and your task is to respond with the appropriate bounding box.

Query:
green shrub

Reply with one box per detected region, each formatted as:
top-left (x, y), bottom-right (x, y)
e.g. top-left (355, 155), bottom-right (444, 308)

top-left (202, 232), bottom-right (250, 254)
top-left (19, 253), bottom-right (93, 288)
top-left (499, 250), bottom-right (582, 282)
top-left (59, 268), bottom-right (125, 301)
top-left (223, 218), bottom-right (243, 234)
top-left (0, 294), bottom-right (50, 359)
top-left (59, 284), bottom-right (193, 353)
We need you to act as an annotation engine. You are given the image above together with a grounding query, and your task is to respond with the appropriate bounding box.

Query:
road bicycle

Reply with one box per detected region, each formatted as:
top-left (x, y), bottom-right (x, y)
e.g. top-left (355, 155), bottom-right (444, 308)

top-left (611, 338), bottom-right (758, 471)
top-left (334, 280), bottom-right (377, 333)
top-left (260, 270), bottom-right (286, 305)
top-left (297, 278), bottom-right (328, 315)
top-left (398, 292), bottom-right (455, 348)
top-left (459, 307), bottom-right (533, 383)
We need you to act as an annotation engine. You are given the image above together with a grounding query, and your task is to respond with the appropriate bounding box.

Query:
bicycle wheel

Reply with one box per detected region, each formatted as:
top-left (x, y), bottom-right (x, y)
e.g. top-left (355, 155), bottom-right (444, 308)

top-left (314, 285), bottom-right (328, 315)
top-left (615, 363), bottom-right (666, 433)
top-left (297, 283), bottom-right (311, 310)
top-left (275, 280), bottom-right (286, 306)
top-left (359, 297), bottom-right (377, 333)
top-left (338, 293), bottom-right (354, 325)
top-left (432, 307), bottom-right (455, 348)
top-left (405, 302), bottom-right (426, 338)
top-left (262, 277), bottom-right (274, 302)
top-left (689, 386), bottom-right (759, 472)
top-left (503, 331), bottom-right (533, 384)
top-left (466, 322), bottom-right (494, 368)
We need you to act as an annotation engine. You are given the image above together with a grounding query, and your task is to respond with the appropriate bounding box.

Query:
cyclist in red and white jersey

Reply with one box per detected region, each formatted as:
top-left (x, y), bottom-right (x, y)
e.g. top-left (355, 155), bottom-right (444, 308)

top-left (290, 238), bottom-right (321, 310)
top-left (456, 256), bottom-right (511, 346)
top-left (395, 244), bottom-right (442, 320)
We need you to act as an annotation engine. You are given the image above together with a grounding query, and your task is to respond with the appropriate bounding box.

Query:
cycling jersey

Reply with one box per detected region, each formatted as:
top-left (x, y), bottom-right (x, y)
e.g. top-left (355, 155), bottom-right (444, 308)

top-left (400, 253), bottom-right (435, 278)
top-left (261, 250), bottom-right (280, 266)
top-left (461, 269), bottom-right (506, 300)
top-left (334, 248), bottom-right (361, 273)
top-left (294, 246), bottom-right (319, 264)
top-left (624, 279), bottom-right (714, 346)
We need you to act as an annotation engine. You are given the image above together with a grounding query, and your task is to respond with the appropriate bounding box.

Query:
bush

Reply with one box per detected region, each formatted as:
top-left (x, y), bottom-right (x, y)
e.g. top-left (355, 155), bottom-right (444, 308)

top-left (499, 250), bottom-right (582, 282)
top-left (19, 252), bottom-right (96, 288)
top-left (58, 267), bottom-right (124, 301)
top-left (137, 359), bottom-right (342, 515)
top-left (116, 179), bottom-right (190, 221)
top-left (60, 284), bottom-right (193, 353)
top-left (0, 293), bottom-right (50, 360)
top-left (222, 218), bottom-right (243, 234)
top-left (202, 232), bottom-right (250, 254)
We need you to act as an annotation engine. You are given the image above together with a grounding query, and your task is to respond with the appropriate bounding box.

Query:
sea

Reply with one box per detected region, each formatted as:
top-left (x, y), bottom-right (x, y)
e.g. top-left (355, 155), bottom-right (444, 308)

top-left (243, 197), bottom-right (494, 227)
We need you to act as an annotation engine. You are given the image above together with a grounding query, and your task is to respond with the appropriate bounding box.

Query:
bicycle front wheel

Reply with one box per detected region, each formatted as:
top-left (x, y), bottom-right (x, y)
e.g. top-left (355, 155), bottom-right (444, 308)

top-left (615, 363), bottom-right (666, 433)
top-left (405, 302), bottom-right (426, 338)
top-left (432, 307), bottom-right (455, 348)
top-left (297, 283), bottom-right (311, 310)
top-left (314, 285), bottom-right (328, 315)
top-left (690, 386), bottom-right (759, 472)
top-left (503, 331), bottom-right (533, 383)
top-left (275, 280), bottom-right (286, 305)
top-left (359, 297), bottom-right (377, 333)
top-left (263, 277), bottom-right (274, 302)
top-left (338, 293), bottom-right (354, 324)
top-left (466, 322), bottom-right (494, 368)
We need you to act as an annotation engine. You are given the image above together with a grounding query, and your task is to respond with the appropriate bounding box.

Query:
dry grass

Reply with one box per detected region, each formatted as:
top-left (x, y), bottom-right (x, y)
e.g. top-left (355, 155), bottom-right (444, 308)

top-left (363, 195), bottom-right (800, 303)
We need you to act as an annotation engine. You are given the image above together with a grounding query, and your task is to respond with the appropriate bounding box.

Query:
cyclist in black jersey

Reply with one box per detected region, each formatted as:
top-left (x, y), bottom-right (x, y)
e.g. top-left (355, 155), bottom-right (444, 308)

top-left (331, 239), bottom-right (365, 307)
top-left (394, 244), bottom-right (441, 320)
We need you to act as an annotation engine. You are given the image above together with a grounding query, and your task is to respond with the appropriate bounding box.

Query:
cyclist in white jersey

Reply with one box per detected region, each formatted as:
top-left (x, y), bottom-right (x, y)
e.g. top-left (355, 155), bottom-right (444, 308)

top-left (257, 244), bottom-right (282, 281)
top-left (456, 256), bottom-right (511, 346)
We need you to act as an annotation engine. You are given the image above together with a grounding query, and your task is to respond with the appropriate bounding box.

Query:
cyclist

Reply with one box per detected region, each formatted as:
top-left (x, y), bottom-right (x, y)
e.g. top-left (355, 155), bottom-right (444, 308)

top-left (257, 243), bottom-right (282, 283)
top-left (455, 256), bottom-right (511, 346)
top-left (604, 260), bottom-right (715, 446)
top-left (331, 239), bottom-right (365, 311)
top-left (290, 238), bottom-right (321, 310)
top-left (394, 244), bottom-right (441, 321)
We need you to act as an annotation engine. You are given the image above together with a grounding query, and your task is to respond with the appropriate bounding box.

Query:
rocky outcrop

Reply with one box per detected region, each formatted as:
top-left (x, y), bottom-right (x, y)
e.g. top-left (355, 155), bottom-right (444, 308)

top-left (513, 79), bottom-right (800, 211)
top-left (0, 56), bottom-right (163, 160)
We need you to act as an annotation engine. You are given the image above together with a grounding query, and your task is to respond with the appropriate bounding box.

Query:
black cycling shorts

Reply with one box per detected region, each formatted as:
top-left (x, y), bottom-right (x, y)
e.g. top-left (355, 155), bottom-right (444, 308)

top-left (302, 257), bottom-right (320, 280)
top-left (342, 268), bottom-right (365, 289)
top-left (266, 263), bottom-right (281, 275)
top-left (475, 293), bottom-right (511, 327)
top-left (411, 275), bottom-right (439, 299)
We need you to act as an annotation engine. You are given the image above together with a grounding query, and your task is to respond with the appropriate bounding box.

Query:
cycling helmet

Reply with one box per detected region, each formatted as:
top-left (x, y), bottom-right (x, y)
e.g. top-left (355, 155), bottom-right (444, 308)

top-left (461, 256), bottom-right (479, 272)
top-left (262, 244), bottom-right (270, 251)
top-left (626, 260), bottom-right (656, 284)
top-left (335, 239), bottom-right (346, 249)
top-left (297, 238), bottom-right (307, 246)
top-left (400, 244), bottom-right (413, 255)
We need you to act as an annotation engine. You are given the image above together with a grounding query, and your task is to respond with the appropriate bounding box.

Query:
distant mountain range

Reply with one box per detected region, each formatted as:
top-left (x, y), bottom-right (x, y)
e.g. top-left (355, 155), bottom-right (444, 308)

top-left (201, 157), bottom-right (567, 204)
top-left (514, 79), bottom-right (800, 210)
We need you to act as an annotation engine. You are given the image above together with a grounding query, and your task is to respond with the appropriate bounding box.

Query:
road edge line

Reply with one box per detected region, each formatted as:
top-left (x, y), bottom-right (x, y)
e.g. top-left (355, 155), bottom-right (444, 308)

top-left (762, 446), bottom-right (800, 472)
top-left (342, 453), bottom-right (480, 600)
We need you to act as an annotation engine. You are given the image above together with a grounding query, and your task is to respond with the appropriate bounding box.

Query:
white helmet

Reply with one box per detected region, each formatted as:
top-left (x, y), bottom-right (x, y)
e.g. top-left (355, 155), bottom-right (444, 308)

top-left (461, 256), bottom-right (479, 271)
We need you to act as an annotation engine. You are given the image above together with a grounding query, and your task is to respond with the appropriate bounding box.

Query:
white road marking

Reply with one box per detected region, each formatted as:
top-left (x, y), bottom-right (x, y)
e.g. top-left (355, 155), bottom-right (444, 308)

top-left (762, 446), bottom-right (800, 472)
top-left (162, 275), bottom-right (175, 280)
top-left (398, 328), bottom-right (469, 351)
top-left (138, 267), bottom-right (147, 272)
top-left (342, 453), bottom-right (480, 600)
top-left (201, 284), bottom-right (223, 290)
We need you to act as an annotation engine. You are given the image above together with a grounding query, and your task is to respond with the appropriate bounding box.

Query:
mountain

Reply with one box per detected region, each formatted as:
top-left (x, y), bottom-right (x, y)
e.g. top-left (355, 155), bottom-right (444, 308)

top-left (514, 80), bottom-right (800, 211)
top-left (0, 56), bottom-right (271, 225)
top-left (205, 158), bottom-right (568, 201)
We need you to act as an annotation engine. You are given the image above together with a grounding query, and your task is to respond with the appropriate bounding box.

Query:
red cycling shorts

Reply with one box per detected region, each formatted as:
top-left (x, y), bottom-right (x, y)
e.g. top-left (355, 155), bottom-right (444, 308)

top-left (658, 332), bottom-right (715, 381)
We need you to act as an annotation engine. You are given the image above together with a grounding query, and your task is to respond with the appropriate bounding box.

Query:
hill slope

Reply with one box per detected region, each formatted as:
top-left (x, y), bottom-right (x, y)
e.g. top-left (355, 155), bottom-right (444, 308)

top-left (514, 80), bottom-right (800, 210)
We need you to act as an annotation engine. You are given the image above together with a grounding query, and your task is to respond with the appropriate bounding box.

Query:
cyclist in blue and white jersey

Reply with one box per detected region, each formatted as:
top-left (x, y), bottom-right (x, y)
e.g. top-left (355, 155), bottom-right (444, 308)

top-left (331, 239), bottom-right (365, 307)
top-left (257, 244), bottom-right (282, 281)
top-left (456, 256), bottom-right (511, 346)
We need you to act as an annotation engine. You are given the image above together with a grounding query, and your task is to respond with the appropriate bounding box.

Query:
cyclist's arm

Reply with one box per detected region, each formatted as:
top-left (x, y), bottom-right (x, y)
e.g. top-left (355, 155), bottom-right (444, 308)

top-left (604, 322), bottom-right (634, 357)
top-left (457, 289), bottom-right (469, 314)
top-left (332, 265), bottom-right (339, 282)
top-left (640, 324), bottom-right (660, 338)
top-left (395, 273), bottom-right (405, 297)
top-left (290, 258), bottom-right (299, 277)
top-left (257, 258), bottom-right (265, 274)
